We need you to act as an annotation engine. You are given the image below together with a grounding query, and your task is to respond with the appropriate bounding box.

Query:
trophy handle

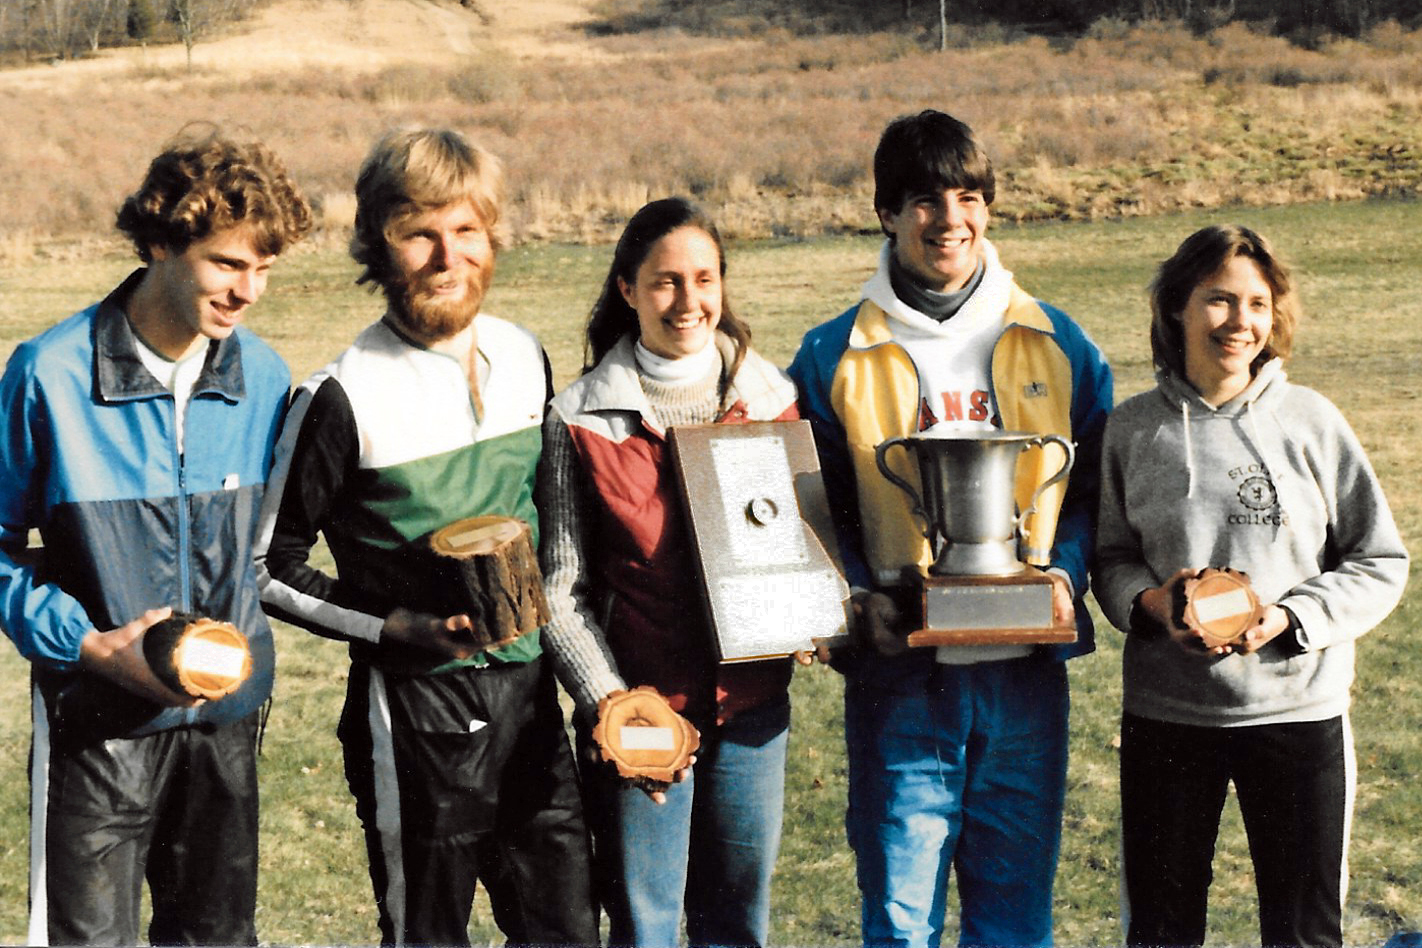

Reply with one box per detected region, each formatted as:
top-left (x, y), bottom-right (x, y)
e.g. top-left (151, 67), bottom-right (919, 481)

top-left (874, 437), bottom-right (933, 542)
top-left (1016, 433), bottom-right (1075, 538)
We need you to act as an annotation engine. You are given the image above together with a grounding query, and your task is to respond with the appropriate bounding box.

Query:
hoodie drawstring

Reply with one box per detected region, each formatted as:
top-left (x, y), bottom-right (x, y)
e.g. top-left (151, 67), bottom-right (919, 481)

top-left (1182, 400), bottom-right (1194, 499)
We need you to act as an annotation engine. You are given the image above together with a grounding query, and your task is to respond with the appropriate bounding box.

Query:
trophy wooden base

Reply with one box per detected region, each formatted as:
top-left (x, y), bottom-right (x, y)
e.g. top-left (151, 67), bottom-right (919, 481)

top-left (903, 568), bottom-right (1077, 647)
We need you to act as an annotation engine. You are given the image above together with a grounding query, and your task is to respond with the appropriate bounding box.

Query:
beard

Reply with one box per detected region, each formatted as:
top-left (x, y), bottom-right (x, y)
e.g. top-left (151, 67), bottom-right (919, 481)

top-left (384, 266), bottom-right (490, 342)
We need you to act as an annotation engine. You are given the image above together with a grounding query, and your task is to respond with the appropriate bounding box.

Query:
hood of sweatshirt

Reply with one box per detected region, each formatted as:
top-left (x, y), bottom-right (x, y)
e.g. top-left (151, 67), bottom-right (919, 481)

top-left (862, 238), bottom-right (1014, 343)
top-left (1154, 359), bottom-right (1289, 499)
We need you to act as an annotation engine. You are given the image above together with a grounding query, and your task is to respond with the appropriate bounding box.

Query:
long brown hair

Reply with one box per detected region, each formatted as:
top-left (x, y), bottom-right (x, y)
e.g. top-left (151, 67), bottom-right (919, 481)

top-left (584, 197), bottom-right (750, 395)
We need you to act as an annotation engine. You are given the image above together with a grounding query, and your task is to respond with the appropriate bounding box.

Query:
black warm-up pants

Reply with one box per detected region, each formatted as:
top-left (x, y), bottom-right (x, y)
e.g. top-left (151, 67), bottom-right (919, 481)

top-left (1120, 712), bottom-right (1351, 948)
top-left (29, 684), bottom-right (259, 947)
top-left (340, 655), bottom-right (597, 947)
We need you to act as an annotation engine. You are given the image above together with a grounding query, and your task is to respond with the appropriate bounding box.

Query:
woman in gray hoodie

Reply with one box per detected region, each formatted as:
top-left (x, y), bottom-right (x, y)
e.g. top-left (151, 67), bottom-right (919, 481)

top-left (1096, 224), bottom-right (1409, 948)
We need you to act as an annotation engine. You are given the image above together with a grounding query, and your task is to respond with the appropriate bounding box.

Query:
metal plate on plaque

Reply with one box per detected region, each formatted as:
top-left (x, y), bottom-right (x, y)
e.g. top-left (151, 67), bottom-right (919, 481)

top-left (905, 569), bottom-right (1074, 646)
top-left (668, 421), bottom-right (851, 662)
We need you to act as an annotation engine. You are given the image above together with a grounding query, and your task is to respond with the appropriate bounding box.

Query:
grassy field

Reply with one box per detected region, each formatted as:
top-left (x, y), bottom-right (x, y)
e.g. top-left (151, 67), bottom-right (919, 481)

top-left (1, 198), bottom-right (1420, 945)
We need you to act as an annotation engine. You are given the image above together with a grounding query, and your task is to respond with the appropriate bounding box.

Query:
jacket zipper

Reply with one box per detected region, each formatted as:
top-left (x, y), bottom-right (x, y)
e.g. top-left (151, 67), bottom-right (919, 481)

top-left (173, 398), bottom-right (192, 613)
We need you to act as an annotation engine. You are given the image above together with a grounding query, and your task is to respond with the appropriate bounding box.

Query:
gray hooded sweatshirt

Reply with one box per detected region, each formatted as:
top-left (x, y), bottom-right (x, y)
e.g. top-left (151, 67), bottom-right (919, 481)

top-left (1096, 360), bottom-right (1408, 728)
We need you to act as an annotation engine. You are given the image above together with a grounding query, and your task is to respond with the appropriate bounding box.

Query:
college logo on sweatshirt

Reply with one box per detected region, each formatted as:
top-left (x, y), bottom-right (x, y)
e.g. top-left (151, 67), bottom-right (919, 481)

top-left (1227, 463), bottom-right (1288, 525)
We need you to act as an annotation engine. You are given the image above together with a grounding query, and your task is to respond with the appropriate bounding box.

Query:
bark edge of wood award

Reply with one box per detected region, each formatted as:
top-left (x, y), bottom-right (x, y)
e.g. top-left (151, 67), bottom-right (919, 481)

top-left (429, 515), bottom-right (550, 650)
top-left (592, 686), bottom-right (701, 790)
top-left (1179, 567), bottom-right (1262, 648)
top-left (143, 614), bottom-right (253, 700)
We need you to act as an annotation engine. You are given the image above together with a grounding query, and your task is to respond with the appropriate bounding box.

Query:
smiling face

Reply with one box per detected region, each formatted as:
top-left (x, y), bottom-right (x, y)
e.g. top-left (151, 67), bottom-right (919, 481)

top-left (1180, 254), bottom-right (1275, 405)
top-left (384, 200), bottom-right (494, 342)
top-left (878, 186), bottom-right (989, 293)
top-left (142, 226), bottom-right (275, 360)
top-left (618, 226), bottom-right (723, 360)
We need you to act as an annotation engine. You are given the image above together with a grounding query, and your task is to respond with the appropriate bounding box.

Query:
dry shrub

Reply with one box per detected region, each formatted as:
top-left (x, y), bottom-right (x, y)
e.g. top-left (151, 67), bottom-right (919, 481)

top-left (363, 64), bottom-right (449, 106)
top-left (447, 47), bottom-right (523, 105)
top-left (0, 230), bottom-right (36, 266)
top-left (3, 17), bottom-right (1420, 246)
top-left (314, 191), bottom-right (357, 231)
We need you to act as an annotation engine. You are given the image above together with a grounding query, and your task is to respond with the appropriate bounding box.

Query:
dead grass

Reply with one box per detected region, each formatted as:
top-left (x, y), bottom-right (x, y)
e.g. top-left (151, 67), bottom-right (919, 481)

top-left (0, 1), bottom-right (1419, 247)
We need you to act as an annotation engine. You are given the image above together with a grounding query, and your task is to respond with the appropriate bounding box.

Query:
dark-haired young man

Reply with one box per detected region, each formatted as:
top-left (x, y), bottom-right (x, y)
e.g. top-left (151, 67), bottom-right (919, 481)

top-left (255, 128), bottom-right (596, 947)
top-left (0, 128), bottom-right (311, 945)
top-left (788, 110), bottom-right (1113, 947)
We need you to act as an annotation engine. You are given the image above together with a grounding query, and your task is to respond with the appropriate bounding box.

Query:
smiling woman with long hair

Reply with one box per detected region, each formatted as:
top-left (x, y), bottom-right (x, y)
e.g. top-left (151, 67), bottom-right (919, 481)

top-left (536, 197), bottom-right (803, 947)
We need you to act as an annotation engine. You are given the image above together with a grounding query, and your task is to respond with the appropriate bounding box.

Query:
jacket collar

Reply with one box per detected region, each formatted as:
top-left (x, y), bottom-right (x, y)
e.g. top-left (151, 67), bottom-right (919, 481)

top-left (578, 334), bottom-right (659, 418)
top-left (850, 240), bottom-right (1052, 350)
top-left (574, 332), bottom-right (794, 432)
top-left (94, 269), bottom-right (246, 404)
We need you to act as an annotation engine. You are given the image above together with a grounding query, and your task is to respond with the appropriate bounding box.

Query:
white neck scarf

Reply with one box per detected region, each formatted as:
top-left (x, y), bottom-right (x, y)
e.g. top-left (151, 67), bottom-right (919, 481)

top-left (633, 337), bottom-right (720, 386)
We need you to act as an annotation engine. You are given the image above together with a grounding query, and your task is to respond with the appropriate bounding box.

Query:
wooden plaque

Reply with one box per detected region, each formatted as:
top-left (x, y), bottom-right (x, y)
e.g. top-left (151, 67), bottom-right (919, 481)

top-left (592, 687), bottom-right (701, 789)
top-left (1181, 567), bottom-right (1261, 648)
top-left (668, 420), bottom-right (851, 661)
top-left (429, 515), bottom-right (550, 650)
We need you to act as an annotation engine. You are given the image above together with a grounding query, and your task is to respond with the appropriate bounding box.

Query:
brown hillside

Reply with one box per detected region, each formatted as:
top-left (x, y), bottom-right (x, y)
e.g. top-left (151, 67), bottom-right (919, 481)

top-left (0, 3), bottom-right (1418, 251)
top-left (0, 0), bottom-right (612, 92)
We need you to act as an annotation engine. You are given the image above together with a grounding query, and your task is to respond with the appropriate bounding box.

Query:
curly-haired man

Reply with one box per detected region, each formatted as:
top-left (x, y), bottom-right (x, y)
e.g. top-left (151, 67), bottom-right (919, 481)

top-left (0, 126), bottom-right (310, 946)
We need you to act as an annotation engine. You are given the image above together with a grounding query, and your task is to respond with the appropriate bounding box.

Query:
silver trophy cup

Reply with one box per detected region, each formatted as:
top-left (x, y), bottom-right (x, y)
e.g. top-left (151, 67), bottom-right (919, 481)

top-left (874, 429), bottom-right (1076, 644)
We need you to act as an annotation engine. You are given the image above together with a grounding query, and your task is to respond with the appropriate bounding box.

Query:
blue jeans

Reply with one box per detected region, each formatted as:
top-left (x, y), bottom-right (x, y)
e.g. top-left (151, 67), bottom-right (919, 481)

top-left (844, 653), bottom-right (1069, 948)
top-left (580, 697), bottom-right (790, 947)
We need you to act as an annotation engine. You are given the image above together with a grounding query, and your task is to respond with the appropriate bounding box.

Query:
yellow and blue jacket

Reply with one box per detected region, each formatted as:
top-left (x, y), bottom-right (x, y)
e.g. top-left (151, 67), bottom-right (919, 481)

top-left (788, 283), bottom-right (1113, 659)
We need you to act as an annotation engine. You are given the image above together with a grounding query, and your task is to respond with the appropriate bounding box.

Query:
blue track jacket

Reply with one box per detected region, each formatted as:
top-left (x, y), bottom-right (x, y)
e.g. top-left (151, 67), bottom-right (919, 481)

top-left (0, 271), bottom-right (286, 736)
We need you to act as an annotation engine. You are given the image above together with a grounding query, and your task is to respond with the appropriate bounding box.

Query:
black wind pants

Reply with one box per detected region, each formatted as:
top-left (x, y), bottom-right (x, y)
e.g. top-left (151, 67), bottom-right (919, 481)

top-left (1120, 712), bottom-right (1350, 948)
top-left (31, 691), bottom-right (259, 947)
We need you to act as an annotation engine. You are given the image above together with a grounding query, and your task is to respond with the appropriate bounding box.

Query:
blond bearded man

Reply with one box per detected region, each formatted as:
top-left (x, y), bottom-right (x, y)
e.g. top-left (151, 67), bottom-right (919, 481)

top-left (255, 128), bottom-right (597, 947)
top-left (0, 127), bottom-right (311, 946)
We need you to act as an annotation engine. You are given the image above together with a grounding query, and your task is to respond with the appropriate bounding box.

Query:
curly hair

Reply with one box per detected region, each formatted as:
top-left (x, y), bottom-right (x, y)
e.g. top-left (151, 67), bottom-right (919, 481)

top-left (116, 124), bottom-right (312, 262)
top-left (349, 127), bottom-right (506, 289)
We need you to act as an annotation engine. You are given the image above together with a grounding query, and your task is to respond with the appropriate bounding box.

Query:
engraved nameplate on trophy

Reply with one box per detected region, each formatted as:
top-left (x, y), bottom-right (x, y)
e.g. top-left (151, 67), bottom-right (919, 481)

top-left (669, 420), bottom-right (852, 662)
top-left (875, 429), bottom-right (1078, 647)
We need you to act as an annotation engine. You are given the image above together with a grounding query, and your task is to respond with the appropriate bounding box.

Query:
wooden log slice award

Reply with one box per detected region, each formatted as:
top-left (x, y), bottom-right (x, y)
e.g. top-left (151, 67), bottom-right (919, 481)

top-left (1178, 567), bottom-right (1262, 648)
top-left (429, 515), bottom-right (550, 650)
top-left (143, 614), bottom-right (253, 700)
top-left (592, 686), bottom-right (700, 792)
top-left (667, 420), bottom-right (852, 662)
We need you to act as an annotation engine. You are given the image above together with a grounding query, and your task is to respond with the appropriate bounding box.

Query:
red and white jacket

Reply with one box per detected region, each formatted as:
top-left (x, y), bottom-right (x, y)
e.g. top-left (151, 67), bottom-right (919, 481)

top-left (542, 333), bottom-right (798, 728)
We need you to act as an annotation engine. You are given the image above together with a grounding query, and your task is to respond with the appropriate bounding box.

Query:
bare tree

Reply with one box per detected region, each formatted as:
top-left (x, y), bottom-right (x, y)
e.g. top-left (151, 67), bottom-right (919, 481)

top-left (939, 0), bottom-right (948, 50)
top-left (82, 0), bottom-right (116, 51)
top-left (169, 0), bottom-right (245, 68)
top-left (32, 0), bottom-right (78, 58)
